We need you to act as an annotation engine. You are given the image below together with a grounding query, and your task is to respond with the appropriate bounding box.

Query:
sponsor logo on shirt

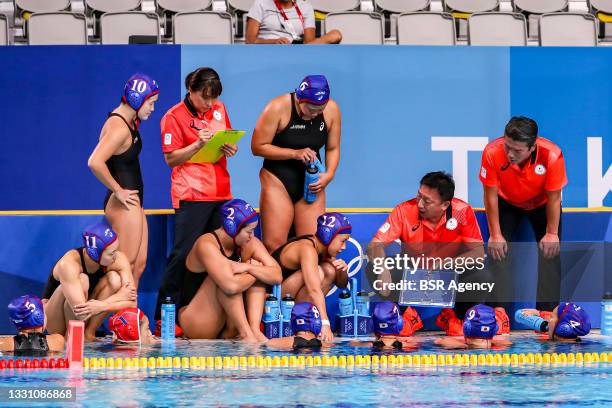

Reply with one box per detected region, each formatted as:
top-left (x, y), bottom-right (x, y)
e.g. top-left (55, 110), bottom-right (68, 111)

top-left (164, 133), bottom-right (172, 145)
top-left (290, 124), bottom-right (306, 130)
top-left (534, 164), bottom-right (546, 176)
top-left (480, 166), bottom-right (487, 179)
top-left (379, 222), bottom-right (391, 234)
top-left (213, 110), bottom-right (222, 121)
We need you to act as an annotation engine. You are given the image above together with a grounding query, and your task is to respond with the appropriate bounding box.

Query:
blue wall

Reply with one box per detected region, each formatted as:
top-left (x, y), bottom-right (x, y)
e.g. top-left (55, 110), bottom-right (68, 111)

top-left (0, 46), bottom-right (610, 210)
top-left (0, 211), bottom-right (609, 334)
top-left (0, 45), bottom-right (610, 334)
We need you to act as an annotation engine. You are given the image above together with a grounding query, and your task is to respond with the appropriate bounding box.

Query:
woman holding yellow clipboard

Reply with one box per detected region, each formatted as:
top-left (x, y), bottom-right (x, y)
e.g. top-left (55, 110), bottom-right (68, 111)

top-left (252, 75), bottom-right (342, 253)
top-left (154, 67), bottom-right (239, 330)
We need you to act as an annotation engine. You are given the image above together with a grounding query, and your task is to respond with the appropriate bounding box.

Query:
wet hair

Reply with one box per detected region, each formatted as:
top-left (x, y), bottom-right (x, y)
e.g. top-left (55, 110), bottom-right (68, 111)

top-left (420, 171), bottom-right (455, 203)
top-left (185, 67), bottom-right (222, 98)
top-left (504, 116), bottom-right (538, 147)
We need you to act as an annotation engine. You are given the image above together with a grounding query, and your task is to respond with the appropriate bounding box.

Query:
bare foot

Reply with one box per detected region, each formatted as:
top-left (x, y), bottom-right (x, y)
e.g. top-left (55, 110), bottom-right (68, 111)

top-left (84, 332), bottom-right (100, 343)
top-left (250, 327), bottom-right (268, 343)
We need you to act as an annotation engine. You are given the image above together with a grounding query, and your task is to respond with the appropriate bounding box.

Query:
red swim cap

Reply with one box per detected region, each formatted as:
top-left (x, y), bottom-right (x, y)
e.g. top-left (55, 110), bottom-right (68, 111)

top-left (109, 308), bottom-right (144, 343)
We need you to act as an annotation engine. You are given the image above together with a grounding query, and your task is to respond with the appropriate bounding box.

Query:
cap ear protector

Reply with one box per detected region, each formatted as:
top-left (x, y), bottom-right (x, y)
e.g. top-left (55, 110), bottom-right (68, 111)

top-left (290, 302), bottom-right (322, 335)
top-left (316, 212), bottom-right (352, 246)
top-left (220, 199), bottom-right (259, 239)
top-left (295, 75), bottom-right (330, 105)
top-left (82, 221), bottom-right (118, 263)
top-left (123, 73), bottom-right (160, 112)
top-left (8, 295), bottom-right (45, 331)
top-left (372, 302), bottom-right (404, 336)
top-left (554, 302), bottom-right (591, 339)
top-left (462, 305), bottom-right (498, 339)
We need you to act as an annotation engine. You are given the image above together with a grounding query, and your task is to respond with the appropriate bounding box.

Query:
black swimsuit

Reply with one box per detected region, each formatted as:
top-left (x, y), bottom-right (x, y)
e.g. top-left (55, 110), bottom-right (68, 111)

top-left (103, 112), bottom-right (144, 208)
top-left (262, 93), bottom-right (327, 203)
top-left (42, 248), bottom-right (105, 300)
top-left (271, 235), bottom-right (321, 280)
top-left (13, 332), bottom-right (50, 356)
top-left (179, 231), bottom-right (241, 309)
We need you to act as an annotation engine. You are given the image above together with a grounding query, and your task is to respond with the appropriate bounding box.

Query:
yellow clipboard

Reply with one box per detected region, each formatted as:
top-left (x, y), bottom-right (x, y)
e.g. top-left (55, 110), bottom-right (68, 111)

top-left (188, 130), bottom-right (246, 164)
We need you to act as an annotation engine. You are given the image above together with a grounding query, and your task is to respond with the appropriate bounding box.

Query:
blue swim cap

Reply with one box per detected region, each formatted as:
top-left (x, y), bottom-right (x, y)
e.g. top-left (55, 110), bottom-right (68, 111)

top-left (463, 304), bottom-right (498, 339)
top-left (554, 302), bottom-right (591, 339)
top-left (291, 302), bottom-right (322, 335)
top-left (373, 302), bottom-right (404, 336)
top-left (316, 212), bottom-right (352, 246)
top-left (220, 199), bottom-right (259, 238)
top-left (295, 75), bottom-right (330, 105)
top-left (8, 295), bottom-right (44, 331)
top-left (82, 221), bottom-right (118, 263)
top-left (123, 73), bottom-right (160, 112)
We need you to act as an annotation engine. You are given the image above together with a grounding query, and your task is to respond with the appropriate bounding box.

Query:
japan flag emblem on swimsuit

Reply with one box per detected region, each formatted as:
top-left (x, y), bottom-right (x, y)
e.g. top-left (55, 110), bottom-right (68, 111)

top-left (213, 110), bottom-right (222, 121)
top-left (534, 164), bottom-right (546, 176)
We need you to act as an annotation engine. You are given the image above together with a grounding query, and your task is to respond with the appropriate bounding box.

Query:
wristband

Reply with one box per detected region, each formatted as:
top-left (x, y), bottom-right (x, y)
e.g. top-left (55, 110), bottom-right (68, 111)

top-left (321, 319), bottom-right (330, 326)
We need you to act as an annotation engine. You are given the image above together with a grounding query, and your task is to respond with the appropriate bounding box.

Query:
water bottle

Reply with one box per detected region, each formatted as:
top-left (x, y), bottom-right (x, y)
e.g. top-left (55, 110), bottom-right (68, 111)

top-left (303, 163), bottom-right (319, 204)
top-left (161, 297), bottom-right (176, 341)
top-left (515, 309), bottom-right (548, 332)
top-left (264, 294), bottom-right (280, 322)
top-left (602, 292), bottom-right (612, 336)
top-left (338, 289), bottom-right (353, 316)
top-left (356, 291), bottom-right (370, 316)
top-left (281, 294), bottom-right (295, 321)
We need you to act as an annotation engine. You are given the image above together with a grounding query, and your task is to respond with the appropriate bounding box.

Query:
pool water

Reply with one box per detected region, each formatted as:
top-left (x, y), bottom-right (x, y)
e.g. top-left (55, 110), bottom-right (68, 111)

top-left (1, 332), bottom-right (611, 407)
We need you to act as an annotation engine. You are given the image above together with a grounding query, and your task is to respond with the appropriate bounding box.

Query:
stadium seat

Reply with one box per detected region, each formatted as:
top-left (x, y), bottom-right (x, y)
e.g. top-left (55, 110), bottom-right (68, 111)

top-left (375, 0), bottom-right (431, 13)
top-left (468, 12), bottom-right (527, 45)
top-left (444, 0), bottom-right (499, 15)
top-left (100, 12), bottom-right (160, 44)
top-left (324, 12), bottom-right (384, 44)
top-left (374, 0), bottom-right (431, 38)
top-left (396, 12), bottom-right (456, 45)
top-left (157, 0), bottom-right (213, 39)
top-left (588, 0), bottom-right (612, 38)
top-left (15, 0), bottom-right (70, 14)
top-left (309, 0), bottom-right (361, 13)
top-left (226, 0), bottom-right (254, 13)
top-left (513, 0), bottom-right (567, 39)
top-left (225, 0), bottom-right (254, 38)
top-left (157, 0), bottom-right (213, 13)
top-left (513, 0), bottom-right (567, 13)
top-left (539, 12), bottom-right (598, 46)
top-left (0, 14), bottom-right (8, 45)
top-left (173, 11), bottom-right (233, 44)
top-left (27, 12), bottom-right (87, 45)
top-left (86, 0), bottom-right (142, 13)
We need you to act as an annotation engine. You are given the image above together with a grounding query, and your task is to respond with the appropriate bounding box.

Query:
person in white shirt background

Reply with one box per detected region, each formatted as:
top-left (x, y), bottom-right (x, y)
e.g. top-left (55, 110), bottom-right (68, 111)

top-left (246, 0), bottom-right (342, 44)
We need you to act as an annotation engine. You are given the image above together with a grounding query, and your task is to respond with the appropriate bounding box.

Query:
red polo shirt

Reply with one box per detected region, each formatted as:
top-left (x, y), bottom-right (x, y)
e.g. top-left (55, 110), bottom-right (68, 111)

top-left (161, 96), bottom-right (233, 208)
top-left (479, 137), bottom-right (567, 210)
top-left (374, 198), bottom-right (483, 258)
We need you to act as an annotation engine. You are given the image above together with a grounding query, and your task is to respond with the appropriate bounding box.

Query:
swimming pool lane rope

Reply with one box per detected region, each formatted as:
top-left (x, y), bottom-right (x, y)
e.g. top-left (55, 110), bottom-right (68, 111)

top-left (79, 352), bottom-right (611, 370)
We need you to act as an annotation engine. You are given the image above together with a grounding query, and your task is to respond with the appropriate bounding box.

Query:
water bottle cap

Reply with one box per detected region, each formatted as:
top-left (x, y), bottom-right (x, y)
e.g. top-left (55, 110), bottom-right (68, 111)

top-left (283, 294), bottom-right (294, 301)
top-left (339, 289), bottom-right (351, 298)
top-left (164, 297), bottom-right (172, 303)
top-left (267, 294), bottom-right (277, 301)
top-left (604, 292), bottom-right (612, 300)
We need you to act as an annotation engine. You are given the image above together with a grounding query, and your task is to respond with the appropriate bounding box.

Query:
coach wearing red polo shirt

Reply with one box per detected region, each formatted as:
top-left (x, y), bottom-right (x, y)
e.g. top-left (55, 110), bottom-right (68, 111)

top-left (480, 116), bottom-right (567, 312)
top-left (368, 172), bottom-right (491, 335)
top-left (154, 67), bottom-right (238, 324)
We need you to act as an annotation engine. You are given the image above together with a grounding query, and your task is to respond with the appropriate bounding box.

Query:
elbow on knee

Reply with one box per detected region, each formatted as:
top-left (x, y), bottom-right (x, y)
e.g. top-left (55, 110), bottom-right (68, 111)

top-left (221, 282), bottom-right (242, 296)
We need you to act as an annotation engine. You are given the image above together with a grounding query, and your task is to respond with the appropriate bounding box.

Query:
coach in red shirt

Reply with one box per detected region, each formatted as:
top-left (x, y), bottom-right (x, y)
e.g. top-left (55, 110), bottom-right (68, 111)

top-left (154, 67), bottom-right (238, 324)
top-left (480, 116), bottom-right (567, 312)
top-left (368, 172), bottom-right (491, 333)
